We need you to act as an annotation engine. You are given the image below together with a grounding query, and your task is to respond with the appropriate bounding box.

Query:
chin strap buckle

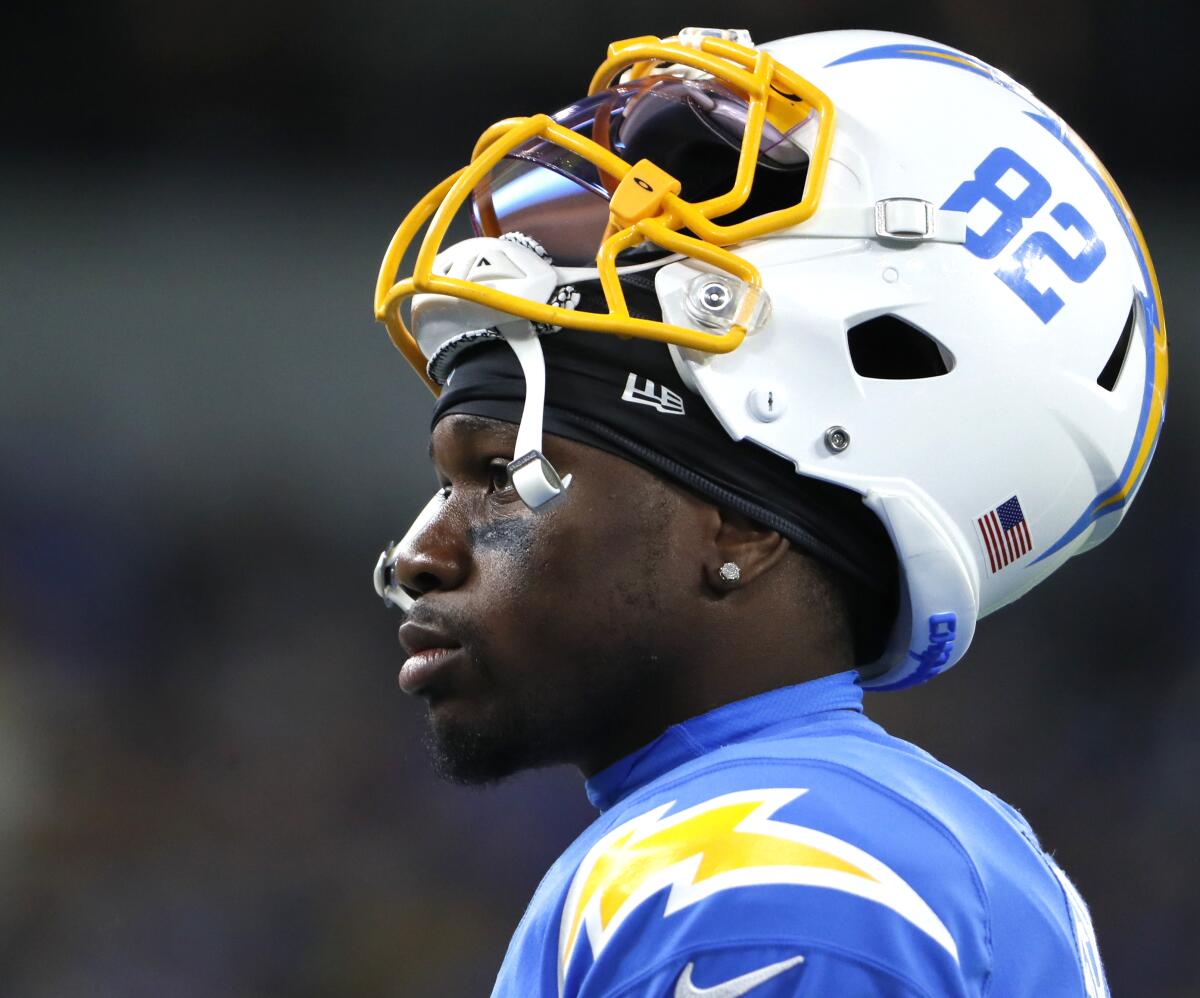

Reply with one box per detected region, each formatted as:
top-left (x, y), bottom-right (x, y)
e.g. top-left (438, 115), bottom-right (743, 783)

top-left (500, 322), bottom-right (573, 510)
top-left (508, 451), bottom-right (573, 509)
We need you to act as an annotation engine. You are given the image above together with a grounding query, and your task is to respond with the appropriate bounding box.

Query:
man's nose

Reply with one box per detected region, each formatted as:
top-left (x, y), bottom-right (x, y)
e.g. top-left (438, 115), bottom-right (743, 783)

top-left (379, 493), bottom-right (470, 607)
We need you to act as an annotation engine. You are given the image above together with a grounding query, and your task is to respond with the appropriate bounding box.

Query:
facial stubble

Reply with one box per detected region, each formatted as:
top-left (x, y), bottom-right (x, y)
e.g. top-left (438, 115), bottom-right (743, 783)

top-left (420, 472), bottom-right (679, 784)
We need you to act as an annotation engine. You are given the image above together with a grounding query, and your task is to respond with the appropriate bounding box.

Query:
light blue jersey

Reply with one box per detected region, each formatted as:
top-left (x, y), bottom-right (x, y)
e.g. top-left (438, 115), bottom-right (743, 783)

top-left (492, 672), bottom-right (1107, 996)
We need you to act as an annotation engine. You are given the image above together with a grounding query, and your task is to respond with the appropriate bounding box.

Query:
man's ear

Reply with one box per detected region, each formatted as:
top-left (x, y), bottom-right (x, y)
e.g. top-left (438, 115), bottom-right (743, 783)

top-left (702, 507), bottom-right (791, 593)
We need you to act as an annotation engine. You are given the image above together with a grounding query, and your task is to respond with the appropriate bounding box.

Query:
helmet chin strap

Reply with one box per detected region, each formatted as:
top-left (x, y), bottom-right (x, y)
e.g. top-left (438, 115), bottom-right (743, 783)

top-left (500, 321), bottom-right (572, 508)
top-left (372, 324), bottom-right (571, 611)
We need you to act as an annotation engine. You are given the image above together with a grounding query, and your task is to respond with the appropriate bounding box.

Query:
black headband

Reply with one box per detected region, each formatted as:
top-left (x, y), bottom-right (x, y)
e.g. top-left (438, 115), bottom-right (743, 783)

top-left (430, 314), bottom-right (897, 614)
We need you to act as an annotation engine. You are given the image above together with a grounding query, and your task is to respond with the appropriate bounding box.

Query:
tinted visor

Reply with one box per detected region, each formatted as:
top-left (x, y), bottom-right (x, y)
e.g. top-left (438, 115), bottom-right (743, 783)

top-left (471, 77), bottom-right (811, 266)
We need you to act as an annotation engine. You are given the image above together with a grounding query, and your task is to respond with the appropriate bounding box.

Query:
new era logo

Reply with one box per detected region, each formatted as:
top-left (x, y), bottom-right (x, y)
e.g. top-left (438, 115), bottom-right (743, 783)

top-left (621, 373), bottom-right (685, 415)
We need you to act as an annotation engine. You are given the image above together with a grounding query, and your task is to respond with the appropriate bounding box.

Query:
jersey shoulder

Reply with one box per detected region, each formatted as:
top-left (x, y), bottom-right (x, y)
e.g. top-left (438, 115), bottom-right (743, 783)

top-left (559, 722), bottom-right (1098, 997)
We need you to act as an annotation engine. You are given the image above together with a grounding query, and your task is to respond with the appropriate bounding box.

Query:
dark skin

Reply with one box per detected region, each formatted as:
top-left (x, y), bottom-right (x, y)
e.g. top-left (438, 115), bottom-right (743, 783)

top-left (393, 413), bottom-right (855, 784)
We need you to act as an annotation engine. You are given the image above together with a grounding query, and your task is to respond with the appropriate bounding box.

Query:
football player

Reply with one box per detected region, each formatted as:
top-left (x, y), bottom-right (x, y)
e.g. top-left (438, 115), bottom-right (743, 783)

top-left (372, 27), bottom-right (1165, 996)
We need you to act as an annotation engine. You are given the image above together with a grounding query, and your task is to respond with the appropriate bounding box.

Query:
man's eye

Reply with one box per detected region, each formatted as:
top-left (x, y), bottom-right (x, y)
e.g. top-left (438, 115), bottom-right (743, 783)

top-left (487, 461), bottom-right (513, 495)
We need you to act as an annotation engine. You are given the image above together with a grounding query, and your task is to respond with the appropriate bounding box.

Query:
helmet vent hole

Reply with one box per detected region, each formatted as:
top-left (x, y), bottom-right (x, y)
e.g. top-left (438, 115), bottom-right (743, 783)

top-left (1097, 298), bottom-right (1137, 392)
top-left (847, 315), bottom-right (953, 380)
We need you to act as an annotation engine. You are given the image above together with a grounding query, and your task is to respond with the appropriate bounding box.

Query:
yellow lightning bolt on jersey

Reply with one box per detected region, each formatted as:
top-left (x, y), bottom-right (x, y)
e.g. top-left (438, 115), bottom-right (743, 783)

top-left (558, 788), bottom-right (956, 993)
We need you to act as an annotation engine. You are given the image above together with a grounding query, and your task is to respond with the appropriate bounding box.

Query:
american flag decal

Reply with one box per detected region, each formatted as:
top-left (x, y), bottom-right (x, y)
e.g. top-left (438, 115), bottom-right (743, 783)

top-left (977, 495), bottom-right (1033, 573)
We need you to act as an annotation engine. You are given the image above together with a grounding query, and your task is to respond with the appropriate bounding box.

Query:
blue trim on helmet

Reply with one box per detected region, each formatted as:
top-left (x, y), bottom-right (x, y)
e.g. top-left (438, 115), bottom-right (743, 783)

top-left (825, 43), bottom-right (992, 78)
top-left (867, 612), bottom-right (957, 692)
top-left (823, 48), bottom-right (1164, 576)
top-left (1025, 111), bottom-right (1163, 563)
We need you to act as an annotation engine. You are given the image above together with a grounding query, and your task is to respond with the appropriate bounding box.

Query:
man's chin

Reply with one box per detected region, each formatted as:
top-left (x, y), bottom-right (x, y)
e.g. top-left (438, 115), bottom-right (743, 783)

top-left (422, 705), bottom-right (554, 786)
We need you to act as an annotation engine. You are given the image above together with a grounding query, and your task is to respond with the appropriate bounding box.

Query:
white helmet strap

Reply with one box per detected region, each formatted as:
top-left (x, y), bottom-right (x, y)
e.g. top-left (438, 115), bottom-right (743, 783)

top-left (799, 199), bottom-right (968, 244)
top-left (499, 322), bottom-right (572, 508)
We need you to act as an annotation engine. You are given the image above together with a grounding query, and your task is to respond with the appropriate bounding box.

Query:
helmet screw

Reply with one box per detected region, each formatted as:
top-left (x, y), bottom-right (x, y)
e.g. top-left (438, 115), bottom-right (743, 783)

top-left (747, 387), bottom-right (787, 422)
top-left (698, 280), bottom-right (732, 312)
top-left (824, 425), bottom-right (851, 453)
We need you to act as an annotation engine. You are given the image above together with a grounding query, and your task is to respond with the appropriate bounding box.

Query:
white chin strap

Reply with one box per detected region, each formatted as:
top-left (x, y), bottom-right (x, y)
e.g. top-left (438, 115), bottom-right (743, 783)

top-left (499, 321), bottom-right (572, 508)
top-left (376, 234), bottom-right (579, 609)
top-left (411, 234), bottom-right (575, 511)
top-left (372, 323), bottom-right (570, 610)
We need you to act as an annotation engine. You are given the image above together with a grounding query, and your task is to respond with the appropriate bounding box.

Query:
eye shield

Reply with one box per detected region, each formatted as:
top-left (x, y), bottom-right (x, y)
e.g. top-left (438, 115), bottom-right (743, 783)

top-left (471, 76), bottom-right (812, 267)
top-left (373, 32), bottom-right (837, 391)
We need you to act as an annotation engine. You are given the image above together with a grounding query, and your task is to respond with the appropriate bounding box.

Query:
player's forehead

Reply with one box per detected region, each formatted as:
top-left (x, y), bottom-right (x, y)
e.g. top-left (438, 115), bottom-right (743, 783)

top-left (428, 413), bottom-right (518, 459)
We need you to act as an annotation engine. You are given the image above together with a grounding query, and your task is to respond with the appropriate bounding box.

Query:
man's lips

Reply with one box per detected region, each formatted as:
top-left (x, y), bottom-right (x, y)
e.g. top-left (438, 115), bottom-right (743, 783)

top-left (397, 621), bottom-right (463, 695)
top-left (399, 647), bottom-right (465, 694)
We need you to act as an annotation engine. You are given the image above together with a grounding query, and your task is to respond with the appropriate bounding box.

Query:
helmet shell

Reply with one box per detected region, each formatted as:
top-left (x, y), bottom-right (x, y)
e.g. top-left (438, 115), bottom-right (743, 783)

top-left (661, 30), bottom-right (1167, 688)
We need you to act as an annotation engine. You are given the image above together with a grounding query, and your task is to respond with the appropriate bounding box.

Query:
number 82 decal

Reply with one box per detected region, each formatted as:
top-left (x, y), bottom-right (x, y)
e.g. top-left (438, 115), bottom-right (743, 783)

top-left (942, 147), bottom-right (1106, 323)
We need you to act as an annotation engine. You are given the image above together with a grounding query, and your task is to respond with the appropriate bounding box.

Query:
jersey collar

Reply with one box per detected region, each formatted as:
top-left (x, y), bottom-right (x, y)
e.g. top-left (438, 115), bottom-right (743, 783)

top-left (585, 670), bottom-right (865, 812)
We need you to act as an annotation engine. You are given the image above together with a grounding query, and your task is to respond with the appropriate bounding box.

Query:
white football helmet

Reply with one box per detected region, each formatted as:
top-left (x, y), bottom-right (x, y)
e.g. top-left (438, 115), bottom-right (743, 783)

top-left (373, 28), bottom-right (1167, 689)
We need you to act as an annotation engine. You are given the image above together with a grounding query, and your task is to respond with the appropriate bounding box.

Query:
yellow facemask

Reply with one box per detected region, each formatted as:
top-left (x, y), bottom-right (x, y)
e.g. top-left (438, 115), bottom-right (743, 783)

top-left (374, 31), bottom-right (836, 394)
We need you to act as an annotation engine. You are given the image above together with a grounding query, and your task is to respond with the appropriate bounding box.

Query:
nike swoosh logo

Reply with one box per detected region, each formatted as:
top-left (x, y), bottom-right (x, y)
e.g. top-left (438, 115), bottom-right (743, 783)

top-left (674, 954), bottom-right (805, 997)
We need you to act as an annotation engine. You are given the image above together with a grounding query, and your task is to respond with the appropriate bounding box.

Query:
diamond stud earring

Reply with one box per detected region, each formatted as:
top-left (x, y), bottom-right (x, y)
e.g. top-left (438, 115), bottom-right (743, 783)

top-left (718, 562), bottom-right (741, 584)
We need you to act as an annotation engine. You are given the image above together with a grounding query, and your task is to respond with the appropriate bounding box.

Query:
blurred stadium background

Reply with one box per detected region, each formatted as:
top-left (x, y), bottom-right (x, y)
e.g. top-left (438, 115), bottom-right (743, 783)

top-left (1, 1), bottom-right (1195, 994)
